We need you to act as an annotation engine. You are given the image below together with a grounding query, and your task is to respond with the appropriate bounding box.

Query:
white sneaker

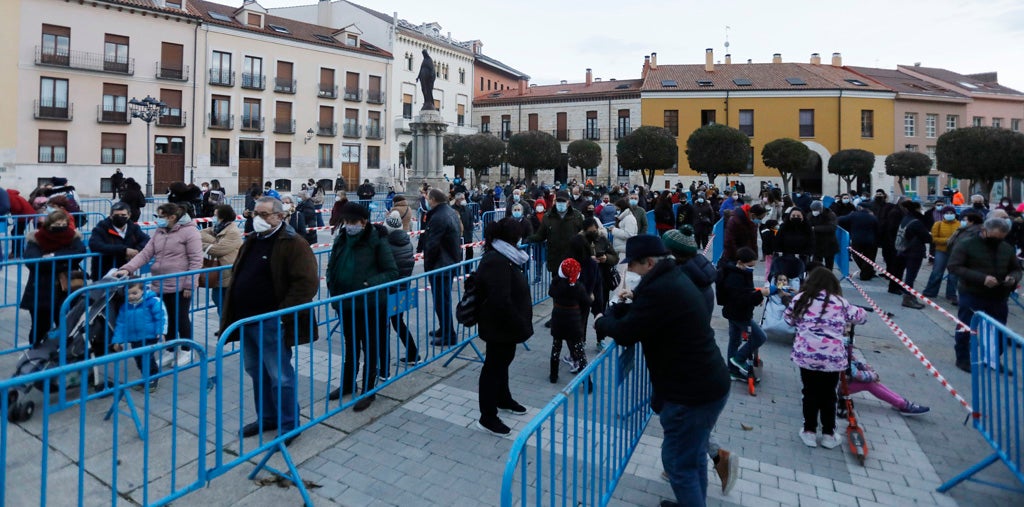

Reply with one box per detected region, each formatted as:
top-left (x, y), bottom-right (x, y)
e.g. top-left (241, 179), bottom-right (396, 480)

top-left (821, 432), bottom-right (843, 449)
top-left (799, 430), bottom-right (818, 448)
top-left (174, 350), bottom-right (193, 367)
top-left (160, 349), bottom-right (178, 368)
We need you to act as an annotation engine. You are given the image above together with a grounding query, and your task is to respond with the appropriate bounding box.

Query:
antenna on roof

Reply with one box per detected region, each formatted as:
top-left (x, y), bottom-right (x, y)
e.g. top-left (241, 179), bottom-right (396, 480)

top-left (724, 25), bottom-right (730, 55)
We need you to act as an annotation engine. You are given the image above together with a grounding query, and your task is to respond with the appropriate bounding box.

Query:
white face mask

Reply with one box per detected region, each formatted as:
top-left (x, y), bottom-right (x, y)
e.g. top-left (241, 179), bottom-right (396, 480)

top-left (812, 210), bottom-right (821, 216)
top-left (282, 203), bottom-right (293, 212)
top-left (253, 216), bottom-right (272, 233)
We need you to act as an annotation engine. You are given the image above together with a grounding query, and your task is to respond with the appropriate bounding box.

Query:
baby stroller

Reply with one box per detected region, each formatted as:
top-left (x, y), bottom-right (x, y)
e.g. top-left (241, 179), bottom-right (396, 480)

top-left (6, 274), bottom-right (123, 422)
top-left (760, 255), bottom-right (807, 343)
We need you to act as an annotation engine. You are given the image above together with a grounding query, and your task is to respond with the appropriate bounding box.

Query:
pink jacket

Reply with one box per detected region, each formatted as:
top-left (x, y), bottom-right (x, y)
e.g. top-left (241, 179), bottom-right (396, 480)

top-left (785, 291), bottom-right (867, 372)
top-left (120, 220), bottom-right (203, 293)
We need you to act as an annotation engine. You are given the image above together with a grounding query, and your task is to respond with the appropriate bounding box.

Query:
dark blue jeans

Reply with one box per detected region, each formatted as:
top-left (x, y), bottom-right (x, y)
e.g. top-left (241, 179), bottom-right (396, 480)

top-left (955, 293), bottom-right (1008, 364)
top-left (429, 271), bottom-right (455, 341)
top-left (727, 320), bottom-right (767, 362)
top-left (922, 250), bottom-right (958, 299)
top-left (660, 394), bottom-right (728, 506)
top-left (241, 319), bottom-right (298, 431)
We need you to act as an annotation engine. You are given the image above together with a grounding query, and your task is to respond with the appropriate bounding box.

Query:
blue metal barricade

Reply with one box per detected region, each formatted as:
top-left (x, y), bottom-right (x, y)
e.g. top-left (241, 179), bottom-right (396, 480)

top-left (481, 210), bottom-right (506, 231)
top-left (938, 312), bottom-right (1024, 494)
top-left (710, 218), bottom-right (725, 264)
top-left (78, 198), bottom-right (114, 215)
top-left (500, 342), bottom-right (653, 506)
top-left (835, 227), bottom-right (850, 277)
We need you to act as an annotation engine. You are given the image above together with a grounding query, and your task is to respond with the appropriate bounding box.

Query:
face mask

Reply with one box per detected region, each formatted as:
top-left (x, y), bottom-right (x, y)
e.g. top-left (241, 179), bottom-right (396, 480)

top-left (732, 195), bottom-right (739, 200)
top-left (745, 265), bottom-right (756, 272)
top-left (513, 195), bottom-right (521, 202)
top-left (252, 216), bottom-right (272, 233)
top-left (602, 200), bottom-right (609, 204)
top-left (282, 203), bottom-right (293, 212)
top-left (842, 198), bottom-right (851, 204)
top-left (572, 194), bottom-right (580, 200)
top-left (791, 217), bottom-right (803, 223)
top-left (943, 214), bottom-right (956, 221)
top-left (49, 226), bottom-right (69, 234)
top-left (585, 231), bottom-right (599, 241)
top-left (345, 224), bottom-right (364, 236)
top-left (697, 198), bottom-right (705, 204)
top-left (1002, 201), bottom-right (1010, 206)
top-left (423, 201), bottom-right (432, 211)
top-left (794, 193), bottom-right (802, 198)
top-left (762, 198), bottom-right (769, 204)
top-left (752, 218), bottom-right (762, 225)
top-left (512, 211), bottom-right (523, 219)
top-left (556, 202), bottom-right (568, 213)
top-left (535, 206), bottom-right (545, 213)
top-left (111, 215), bottom-right (129, 227)
top-left (46, 206), bottom-right (58, 214)
top-left (155, 218), bottom-right (169, 228)
top-left (629, 199), bottom-right (638, 206)
top-left (812, 211), bottom-right (821, 217)
top-left (960, 220), bottom-right (968, 227)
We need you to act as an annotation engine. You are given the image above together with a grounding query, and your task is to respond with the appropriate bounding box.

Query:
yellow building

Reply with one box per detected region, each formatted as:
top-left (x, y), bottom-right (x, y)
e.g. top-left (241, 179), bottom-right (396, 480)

top-left (640, 50), bottom-right (895, 195)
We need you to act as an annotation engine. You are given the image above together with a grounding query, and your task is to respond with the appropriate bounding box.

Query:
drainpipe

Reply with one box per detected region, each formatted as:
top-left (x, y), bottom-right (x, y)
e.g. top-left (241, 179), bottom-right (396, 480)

top-left (190, 20), bottom-right (199, 184)
top-left (836, 89), bottom-right (843, 195)
top-left (607, 97), bottom-right (612, 187)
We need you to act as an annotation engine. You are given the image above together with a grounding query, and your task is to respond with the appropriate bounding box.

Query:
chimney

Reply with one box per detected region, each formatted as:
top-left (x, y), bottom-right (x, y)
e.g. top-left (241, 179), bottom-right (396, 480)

top-left (642, 55), bottom-right (651, 79)
top-left (831, 52), bottom-right (842, 67)
top-left (317, 0), bottom-right (332, 27)
top-left (650, 52), bottom-right (658, 70)
top-left (705, 48), bottom-right (714, 72)
top-left (810, 53), bottom-right (821, 65)
top-left (724, 53), bottom-right (731, 65)
top-left (595, 77), bottom-right (602, 82)
top-left (772, 53), bottom-right (782, 64)
top-left (560, 80), bottom-right (567, 85)
top-left (747, 59), bottom-right (752, 64)
top-left (586, 68), bottom-right (592, 86)
top-left (518, 78), bottom-right (528, 95)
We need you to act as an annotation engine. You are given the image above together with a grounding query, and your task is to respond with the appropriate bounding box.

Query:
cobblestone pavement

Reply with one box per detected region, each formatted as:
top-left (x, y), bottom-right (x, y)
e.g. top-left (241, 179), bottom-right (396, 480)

top-left (2, 254), bottom-right (1023, 506)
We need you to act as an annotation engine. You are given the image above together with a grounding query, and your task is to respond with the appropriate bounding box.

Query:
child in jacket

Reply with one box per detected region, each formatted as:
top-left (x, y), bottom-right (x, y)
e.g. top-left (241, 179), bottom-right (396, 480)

top-left (548, 258), bottom-right (592, 383)
top-left (112, 281), bottom-right (168, 390)
top-left (719, 247), bottom-right (770, 380)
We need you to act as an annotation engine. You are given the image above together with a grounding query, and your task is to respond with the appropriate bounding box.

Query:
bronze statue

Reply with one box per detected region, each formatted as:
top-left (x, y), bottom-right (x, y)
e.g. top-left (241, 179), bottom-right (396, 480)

top-left (416, 49), bottom-right (436, 110)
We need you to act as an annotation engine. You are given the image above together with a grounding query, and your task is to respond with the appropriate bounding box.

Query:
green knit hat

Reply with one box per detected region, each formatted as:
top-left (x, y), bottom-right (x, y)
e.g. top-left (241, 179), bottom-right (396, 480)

top-left (662, 226), bottom-right (698, 256)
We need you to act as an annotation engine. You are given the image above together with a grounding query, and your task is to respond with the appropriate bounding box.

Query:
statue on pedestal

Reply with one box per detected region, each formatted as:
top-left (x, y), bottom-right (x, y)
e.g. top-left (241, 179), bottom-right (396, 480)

top-left (416, 49), bottom-right (436, 110)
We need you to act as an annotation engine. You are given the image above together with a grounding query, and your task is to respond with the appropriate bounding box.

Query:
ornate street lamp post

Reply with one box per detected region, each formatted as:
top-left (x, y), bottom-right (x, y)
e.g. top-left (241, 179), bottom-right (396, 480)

top-left (128, 95), bottom-right (166, 198)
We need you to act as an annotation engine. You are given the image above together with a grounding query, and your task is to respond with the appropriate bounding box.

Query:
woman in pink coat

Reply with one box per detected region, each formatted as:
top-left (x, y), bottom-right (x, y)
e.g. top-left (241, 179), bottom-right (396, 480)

top-left (117, 202), bottom-right (203, 367)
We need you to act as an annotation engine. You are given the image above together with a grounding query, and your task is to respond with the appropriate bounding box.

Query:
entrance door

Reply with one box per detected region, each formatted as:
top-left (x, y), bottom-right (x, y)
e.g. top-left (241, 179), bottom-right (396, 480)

top-left (153, 136), bottom-right (185, 194)
top-left (795, 152), bottom-right (823, 195)
top-left (238, 140), bottom-right (264, 194)
top-left (341, 144), bottom-right (360, 192)
top-left (554, 152), bottom-right (569, 184)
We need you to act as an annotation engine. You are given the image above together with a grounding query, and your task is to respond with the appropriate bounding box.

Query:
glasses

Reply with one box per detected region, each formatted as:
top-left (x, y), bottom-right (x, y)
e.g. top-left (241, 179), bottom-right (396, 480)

top-left (255, 211), bottom-right (279, 219)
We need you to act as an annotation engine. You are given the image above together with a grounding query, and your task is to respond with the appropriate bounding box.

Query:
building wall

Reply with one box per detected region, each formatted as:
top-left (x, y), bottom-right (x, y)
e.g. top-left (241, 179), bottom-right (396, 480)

top-left (0, 0), bottom-right (21, 180)
top-left (473, 65), bottom-right (520, 98)
top-left (893, 98), bottom-right (968, 196)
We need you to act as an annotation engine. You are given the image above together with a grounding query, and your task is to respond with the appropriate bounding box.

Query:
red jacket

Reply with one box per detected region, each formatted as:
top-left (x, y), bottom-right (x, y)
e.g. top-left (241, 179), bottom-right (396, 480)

top-left (723, 208), bottom-right (758, 262)
top-left (7, 189), bottom-right (35, 216)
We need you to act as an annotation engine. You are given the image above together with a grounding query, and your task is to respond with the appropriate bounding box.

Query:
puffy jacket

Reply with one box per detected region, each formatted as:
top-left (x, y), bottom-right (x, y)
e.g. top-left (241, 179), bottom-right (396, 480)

top-left (390, 198), bottom-right (413, 231)
top-left (6, 189), bottom-right (36, 221)
top-left (119, 219), bottom-right (203, 293)
top-left (20, 230), bottom-right (87, 311)
top-left (837, 210), bottom-right (878, 246)
top-left (930, 219), bottom-right (960, 253)
top-left (326, 225), bottom-right (398, 298)
top-left (809, 209), bottom-right (838, 257)
top-left (722, 209), bottom-right (758, 262)
top-left (383, 228), bottom-right (415, 278)
top-left (528, 206), bottom-right (585, 273)
top-left (678, 255), bottom-right (717, 313)
top-left (112, 289), bottom-right (167, 344)
top-left (88, 217), bottom-right (151, 280)
top-left (949, 235), bottom-right (1023, 300)
top-left (896, 212), bottom-right (931, 258)
top-left (774, 220), bottom-right (815, 257)
top-left (419, 203), bottom-right (462, 270)
top-left (610, 209), bottom-right (638, 256)
top-left (476, 249), bottom-right (533, 344)
top-left (718, 262), bottom-right (764, 322)
top-left (786, 291), bottom-right (867, 372)
top-left (199, 222), bottom-right (243, 286)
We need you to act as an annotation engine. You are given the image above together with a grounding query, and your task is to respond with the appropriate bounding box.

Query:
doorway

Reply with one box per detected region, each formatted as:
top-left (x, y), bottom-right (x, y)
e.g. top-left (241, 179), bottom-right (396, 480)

top-left (341, 145), bottom-right (360, 192)
top-left (794, 152), bottom-right (823, 195)
top-left (238, 140), bottom-right (264, 194)
top-left (154, 136), bottom-right (185, 194)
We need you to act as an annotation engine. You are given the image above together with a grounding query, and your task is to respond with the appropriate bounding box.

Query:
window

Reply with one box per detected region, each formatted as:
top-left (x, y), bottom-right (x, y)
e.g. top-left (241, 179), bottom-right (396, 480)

top-left (367, 75), bottom-right (383, 103)
top-left (745, 147), bottom-right (755, 173)
top-left (39, 77), bottom-right (69, 118)
top-left (275, 101), bottom-right (293, 133)
top-left (402, 94), bottom-right (413, 119)
top-left (154, 136), bottom-right (184, 155)
top-left (159, 89), bottom-right (182, 126)
top-left (210, 138), bottom-right (229, 166)
top-left (663, 110), bottom-right (679, 136)
top-left (972, 116), bottom-right (983, 127)
top-left (159, 42), bottom-right (185, 79)
top-left (799, 109), bottom-right (815, 137)
top-left (480, 77), bottom-right (484, 91)
top-left (367, 146), bottom-right (380, 168)
top-left (925, 114), bottom-right (937, 138)
top-left (617, 164), bottom-right (630, 177)
top-left (268, 24), bottom-right (289, 34)
top-left (527, 113), bottom-right (538, 131)
top-left (433, 99), bottom-right (441, 110)
top-left (992, 117), bottom-right (1002, 128)
top-left (40, 24), bottom-right (70, 66)
top-left (405, 53), bottom-right (413, 72)
top-left (617, 109), bottom-right (630, 138)
top-left (319, 68), bottom-right (336, 97)
top-left (341, 145), bottom-right (360, 165)
top-left (38, 130), bottom-right (67, 163)
top-left (242, 56), bottom-right (263, 89)
top-left (700, 110), bottom-right (716, 126)
top-left (242, 98), bottom-right (261, 130)
top-left (501, 114), bottom-right (512, 140)
top-left (585, 110), bottom-right (599, 140)
top-left (905, 144), bottom-right (919, 152)
top-left (346, 34), bottom-right (358, 47)
top-left (860, 110), bottom-right (874, 138)
top-left (345, 72), bottom-right (360, 100)
top-left (554, 112), bottom-right (566, 141)
top-left (211, 51), bottom-right (232, 85)
top-left (366, 111), bottom-right (381, 138)
top-left (457, 104), bottom-right (465, 126)
top-left (318, 144), bottom-right (332, 168)
top-left (343, 108), bottom-right (359, 137)
top-left (275, 61), bottom-right (294, 93)
top-left (480, 115), bottom-right (490, 133)
top-left (926, 145), bottom-right (936, 164)
top-left (104, 34), bottom-right (129, 73)
top-left (318, 105), bottom-right (334, 135)
top-left (904, 113), bottom-right (916, 137)
top-left (99, 83), bottom-right (128, 123)
top-left (459, 68), bottom-right (465, 84)
top-left (100, 133), bottom-right (125, 164)
top-left (946, 114), bottom-right (958, 132)
top-left (487, 79), bottom-right (491, 91)
top-left (500, 161), bottom-right (510, 177)
top-left (247, 13), bottom-right (262, 27)
top-left (275, 141), bottom-right (291, 167)
top-left (739, 110), bottom-right (754, 137)
top-left (210, 95), bottom-right (231, 128)
top-left (1013, 119), bottom-right (1021, 132)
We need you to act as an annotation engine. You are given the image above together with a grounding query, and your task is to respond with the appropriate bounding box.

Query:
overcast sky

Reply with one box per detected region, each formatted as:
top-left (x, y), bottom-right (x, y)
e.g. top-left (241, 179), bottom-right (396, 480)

top-left (217, 0), bottom-right (1024, 91)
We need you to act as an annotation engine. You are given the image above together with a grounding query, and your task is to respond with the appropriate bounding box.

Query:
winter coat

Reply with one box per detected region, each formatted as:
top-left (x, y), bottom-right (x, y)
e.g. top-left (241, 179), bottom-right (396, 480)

top-left (452, 203), bottom-right (475, 243)
top-left (326, 225), bottom-right (398, 301)
top-left (285, 211), bottom-right (310, 245)
top-left (20, 230), bottom-right (87, 312)
top-left (596, 259), bottom-right (729, 407)
top-left (786, 291), bottom-right (866, 372)
top-left (220, 224), bottom-right (320, 347)
top-left (930, 219), bottom-right (960, 254)
top-left (718, 262), bottom-right (765, 322)
top-left (654, 206), bottom-right (675, 233)
top-left (88, 217), bottom-right (150, 280)
top-left (830, 201), bottom-right (855, 217)
top-left (383, 228), bottom-right (415, 278)
top-left (112, 289), bottom-right (167, 344)
top-left (548, 277), bottom-right (592, 341)
top-left (674, 202), bottom-right (694, 229)
top-left (528, 206), bottom-right (585, 273)
top-left (678, 255), bottom-right (717, 313)
top-left (723, 208), bottom-right (758, 262)
top-left (949, 235), bottom-right (1023, 300)
top-left (896, 212), bottom-right (931, 258)
top-left (119, 219), bottom-right (203, 294)
top-left (809, 209), bottom-right (838, 258)
top-left (119, 184), bottom-right (146, 223)
top-left (630, 205), bottom-right (649, 234)
top-left (692, 201), bottom-right (716, 235)
top-left (419, 203), bottom-right (462, 270)
top-left (837, 210), bottom-right (878, 247)
top-left (295, 200), bottom-right (318, 243)
top-left (596, 202), bottom-right (618, 225)
top-left (6, 189), bottom-right (36, 222)
top-left (390, 198), bottom-right (413, 231)
top-left (475, 249), bottom-right (533, 344)
top-left (199, 221), bottom-right (243, 286)
top-left (774, 220), bottom-right (815, 257)
top-left (610, 209), bottom-right (638, 256)
top-left (356, 183), bottom-right (375, 200)
top-left (511, 216), bottom-right (534, 239)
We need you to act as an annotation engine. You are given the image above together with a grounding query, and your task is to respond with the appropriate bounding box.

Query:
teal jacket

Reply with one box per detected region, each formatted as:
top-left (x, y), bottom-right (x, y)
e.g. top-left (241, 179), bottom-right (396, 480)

top-left (326, 226), bottom-right (398, 302)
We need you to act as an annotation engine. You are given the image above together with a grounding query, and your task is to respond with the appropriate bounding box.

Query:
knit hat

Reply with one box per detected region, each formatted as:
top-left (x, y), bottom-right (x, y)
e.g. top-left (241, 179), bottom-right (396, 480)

top-left (385, 210), bottom-right (403, 231)
top-left (338, 201), bottom-right (370, 221)
top-left (736, 247), bottom-right (758, 263)
top-left (662, 226), bottom-right (698, 256)
top-left (941, 205), bottom-right (956, 214)
top-left (810, 200), bottom-right (823, 212)
top-left (50, 176), bottom-right (68, 186)
top-left (558, 258), bottom-right (581, 286)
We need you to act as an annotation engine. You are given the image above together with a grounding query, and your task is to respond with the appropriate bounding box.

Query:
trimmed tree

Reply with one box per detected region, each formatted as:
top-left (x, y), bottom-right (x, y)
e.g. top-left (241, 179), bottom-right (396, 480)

top-left (761, 138), bottom-right (812, 195)
top-left (619, 126), bottom-right (678, 187)
top-left (936, 126), bottom-right (1024, 200)
top-left (828, 149), bottom-right (876, 194)
top-left (506, 130), bottom-right (562, 183)
top-left (684, 123), bottom-right (750, 188)
top-left (567, 139), bottom-right (603, 183)
top-left (461, 133), bottom-right (506, 185)
top-left (885, 151), bottom-right (933, 196)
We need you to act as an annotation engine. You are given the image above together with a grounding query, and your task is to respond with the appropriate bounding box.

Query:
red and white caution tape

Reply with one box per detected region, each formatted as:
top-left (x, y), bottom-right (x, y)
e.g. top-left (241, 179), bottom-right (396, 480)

top-left (844, 276), bottom-right (974, 415)
top-left (702, 234), bottom-right (715, 257)
top-left (847, 247), bottom-right (971, 333)
top-left (412, 240), bottom-right (483, 262)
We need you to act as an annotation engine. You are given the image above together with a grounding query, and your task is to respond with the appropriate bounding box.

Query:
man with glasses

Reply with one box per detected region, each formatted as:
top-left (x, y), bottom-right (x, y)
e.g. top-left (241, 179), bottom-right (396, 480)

top-left (88, 202), bottom-right (149, 280)
top-left (220, 197), bottom-right (319, 444)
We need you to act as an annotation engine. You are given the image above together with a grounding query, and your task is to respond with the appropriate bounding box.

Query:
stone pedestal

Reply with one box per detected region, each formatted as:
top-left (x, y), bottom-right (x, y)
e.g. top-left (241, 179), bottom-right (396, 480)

top-left (407, 110), bottom-right (449, 195)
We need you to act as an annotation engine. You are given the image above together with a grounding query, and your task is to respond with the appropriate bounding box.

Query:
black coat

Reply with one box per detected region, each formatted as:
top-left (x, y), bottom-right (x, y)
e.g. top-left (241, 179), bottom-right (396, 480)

top-left (357, 183), bottom-right (375, 200)
top-left (718, 262), bottom-right (764, 322)
top-left (87, 217), bottom-right (150, 280)
top-left (119, 185), bottom-right (146, 223)
top-left (476, 249), bottom-right (533, 344)
top-left (21, 231), bottom-right (87, 312)
top-left (675, 202), bottom-right (694, 228)
top-left (774, 220), bottom-right (815, 257)
top-left (830, 201), bottom-right (855, 217)
top-left (809, 209), bottom-right (839, 257)
top-left (452, 203), bottom-right (474, 243)
top-left (678, 255), bottom-right (717, 313)
top-left (548, 277), bottom-right (591, 341)
top-left (838, 210), bottom-right (878, 247)
top-left (595, 259), bottom-right (729, 407)
top-left (897, 212), bottom-right (931, 258)
top-left (383, 228), bottom-right (415, 278)
top-left (419, 203), bottom-right (462, 269)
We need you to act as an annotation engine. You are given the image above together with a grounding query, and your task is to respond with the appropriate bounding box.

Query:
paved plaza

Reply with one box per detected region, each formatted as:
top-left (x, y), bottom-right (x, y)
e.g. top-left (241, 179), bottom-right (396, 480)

top-left (1, 252), bottom-right (1022, 506)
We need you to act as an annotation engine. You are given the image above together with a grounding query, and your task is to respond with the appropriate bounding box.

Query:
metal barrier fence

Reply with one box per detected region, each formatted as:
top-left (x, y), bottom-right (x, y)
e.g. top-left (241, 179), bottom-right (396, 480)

top-left (938, 312), bottom-right (1024, 494)
top-left (500, 342), bottom-right (653, 506)
top-left (711, 219), bottom-right (724, 264)
top-left (78, 198), bottom-right (114, 215)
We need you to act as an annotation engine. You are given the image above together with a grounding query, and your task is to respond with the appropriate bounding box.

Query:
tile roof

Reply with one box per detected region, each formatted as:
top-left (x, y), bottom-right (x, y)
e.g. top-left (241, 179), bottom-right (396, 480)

top-left (476, 53), bottom-right (530, 80)
top-left (347, 1), bottom-right (474, 56)
top-left (846, 66), bottom-right (968, 100)
top-left (98, 0), bottom-right (199, 17)
top-left (473, 79), bottom-right (643, 105)
top-left (896, 65), bottom-right (1024, 96)
top-left (190, 0), bottom-right (392, 59)
top-left (640, 63), bottom-right (892, 92)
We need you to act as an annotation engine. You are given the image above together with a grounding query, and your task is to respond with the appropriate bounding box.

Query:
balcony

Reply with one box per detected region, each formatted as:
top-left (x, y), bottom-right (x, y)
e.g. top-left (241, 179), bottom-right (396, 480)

top-left (274, 118), bottom-right (295, 134)
top-left (208, 69), bottom-right (234, 87)
top-left (583, 128), bottom-right (601, 141)
top-left (96, 105), bottom-right (130, 124)
top-left (241, 73), bottom-right (265, 90)
top-left (366, 90), bottom-right (385, 104)
top-left (208, 113), bottom-right (233, 130)
top-left (155, 62), bottom-right (189, 81)
top-left (317, 121), bottom-right (337, 137)
top-left (34, 100), bottom-right (73, 121)
top-left (317, 84), bottom-right (337, 99)
top-left (275, 157), bottom-right (291, 168)
top-left (553, 129), bottom-right (570, 141)
top-left (240, 116), bottom-right (264, 132)
top-left (343, 87), bottom-right (362, 102)
top-left (500, 130), bottom-right (513, 141)
top-left (157, 111), bottom-right (187, 128)
top-left (274, 77), bottom-right (296, 94)
top-left (365, 125), bottom-right (383, 139)
top-left (614, 126), bottom-right (633, 139)
top-left (393, 115), bottom-right (412, 133)
top-left (447, 123), bottom-right (479, 136)
top-left (342, 122), bottom-right (361, 138)
top-left (35, 47), bottom-right (135, 75)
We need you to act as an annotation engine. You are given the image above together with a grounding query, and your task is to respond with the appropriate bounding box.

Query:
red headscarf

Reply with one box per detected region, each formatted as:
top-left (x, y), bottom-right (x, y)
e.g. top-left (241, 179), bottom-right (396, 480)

top-left (558, 258), bottom-right (581, 286)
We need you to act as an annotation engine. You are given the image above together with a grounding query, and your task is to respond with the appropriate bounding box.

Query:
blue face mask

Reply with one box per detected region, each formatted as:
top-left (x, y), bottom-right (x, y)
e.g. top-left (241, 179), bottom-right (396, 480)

top-left (556, 202), bottom-right (568, 213)
top-left (512, 211), bottom-right (523, 219)
top-left (423, 201), bottom-right (432, 211)
top-left (156, 217), bottom-right (169, 228)
top-left (753, 218), bottom-right (762, 225)
top-left (943, 213), bottom-right (956, 221)
top-left (46, 206), bottom-right (58, 214)
top-left (629, 199), bottom-right (638, 207)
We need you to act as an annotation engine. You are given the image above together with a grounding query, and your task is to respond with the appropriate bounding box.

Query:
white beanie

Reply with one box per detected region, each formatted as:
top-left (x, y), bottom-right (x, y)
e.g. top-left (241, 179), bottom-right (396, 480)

top-left (385, 210), bottom-right (402, 231)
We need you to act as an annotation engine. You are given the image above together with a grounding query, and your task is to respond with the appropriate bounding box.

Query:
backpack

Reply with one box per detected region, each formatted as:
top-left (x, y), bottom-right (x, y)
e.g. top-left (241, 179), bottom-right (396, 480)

top-left (455, 273), bottom-right (479, 327)
top-left (894, 223), bottom-right (909, 254)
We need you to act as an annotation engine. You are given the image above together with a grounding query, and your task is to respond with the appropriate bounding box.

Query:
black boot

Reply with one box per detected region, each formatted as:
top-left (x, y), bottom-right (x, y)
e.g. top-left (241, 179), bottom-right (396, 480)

top-left (549, 359), bottom-right (559, 383)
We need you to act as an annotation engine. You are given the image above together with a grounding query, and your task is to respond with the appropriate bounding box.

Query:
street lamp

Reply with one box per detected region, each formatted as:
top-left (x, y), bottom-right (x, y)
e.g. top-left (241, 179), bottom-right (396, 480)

top-left (128, 95), bottom-right (166, 197)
